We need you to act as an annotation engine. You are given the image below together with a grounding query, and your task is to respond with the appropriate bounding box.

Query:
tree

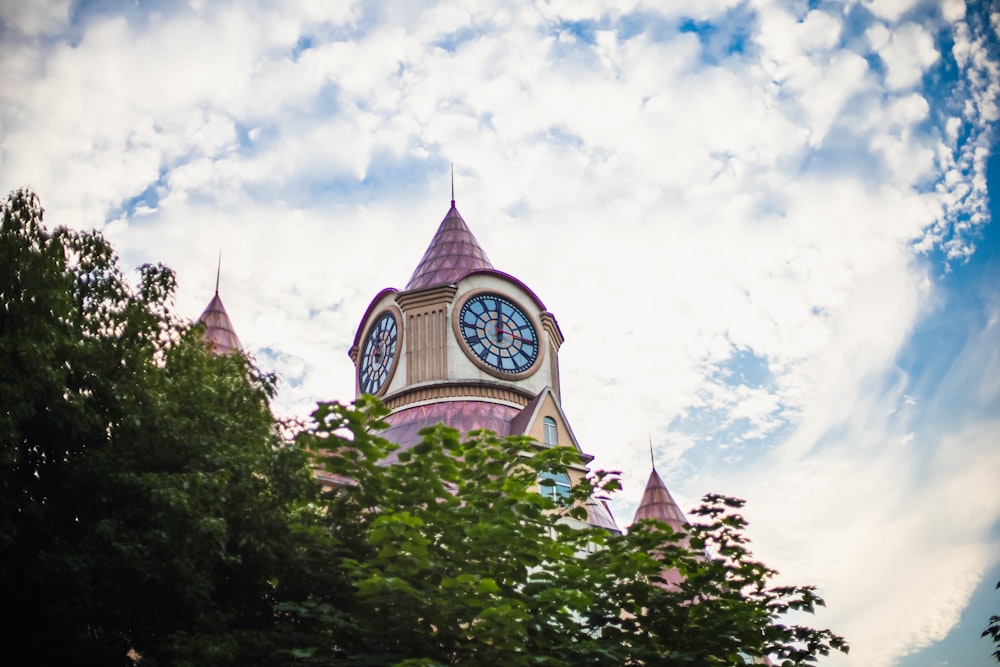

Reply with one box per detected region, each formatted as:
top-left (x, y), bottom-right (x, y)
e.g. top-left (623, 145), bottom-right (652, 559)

top-left (0, 189), bottom-right (315, 665)
top-left (985, 580), bottom-right (1000, 662)
top-left (1, 187), bottom-right (846, 665)
top-left (604, 496), bottom-right (849, 665)
top-left (284, 398), bottom-right (849, 666)
top-left (283, 398), bottom-right (618, 665)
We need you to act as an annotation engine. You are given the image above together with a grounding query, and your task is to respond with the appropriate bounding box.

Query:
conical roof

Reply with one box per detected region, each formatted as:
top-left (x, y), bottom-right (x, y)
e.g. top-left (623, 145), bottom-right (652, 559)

top-left (197, 291), bottom-right (242, 355)
top-left (633, 467), bottom-right (689, 588)
top-left (405, 200), bottom-right (493, 291)
top-left (632, 468), bottom-right (687, 533)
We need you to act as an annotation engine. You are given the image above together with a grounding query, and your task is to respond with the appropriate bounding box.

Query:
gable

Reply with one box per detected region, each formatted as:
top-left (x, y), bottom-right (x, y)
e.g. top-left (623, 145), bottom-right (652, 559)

top-left (510, 387), bottom-right (585, 455)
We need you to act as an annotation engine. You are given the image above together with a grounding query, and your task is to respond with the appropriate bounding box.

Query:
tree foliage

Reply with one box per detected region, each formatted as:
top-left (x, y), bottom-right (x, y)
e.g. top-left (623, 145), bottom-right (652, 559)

top-left (286, 398), bottom-right (848, 666)
top-left (1, 188), bottom-right (847, 666)
top-left (0, 188), bottom-right (315, 665)
top-left (985, 580), bottom-right (1000, 662)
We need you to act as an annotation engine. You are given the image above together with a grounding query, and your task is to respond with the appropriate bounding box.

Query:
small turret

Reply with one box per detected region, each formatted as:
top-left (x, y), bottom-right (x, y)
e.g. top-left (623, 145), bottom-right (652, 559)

top-left (196, 257), bottom-right (242, 355)
top-left (632, 467), bottom-right (687, 534)
top-left (632, 462), bottom-right (689, 588)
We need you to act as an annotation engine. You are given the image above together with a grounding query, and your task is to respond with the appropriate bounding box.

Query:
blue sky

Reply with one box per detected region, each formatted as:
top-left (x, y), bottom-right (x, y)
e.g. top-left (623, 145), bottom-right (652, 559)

top-left (892, 148), bottom-right (1000, 667)
top-left (1, 1), bottom-right (998, 664)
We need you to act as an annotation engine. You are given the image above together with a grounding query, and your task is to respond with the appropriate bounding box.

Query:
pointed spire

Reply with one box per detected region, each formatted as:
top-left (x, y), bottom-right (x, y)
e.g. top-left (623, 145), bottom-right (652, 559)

top-left (451, 163), bottom-right (455, 206)
top-left (632, 467), bottom-right (687, 534)
top-left (197, 256), bottom-right (242, 355)
top-left (404, 200), bottom-right (494, 291)
top-left (633, 466), bottom-right (689, 589)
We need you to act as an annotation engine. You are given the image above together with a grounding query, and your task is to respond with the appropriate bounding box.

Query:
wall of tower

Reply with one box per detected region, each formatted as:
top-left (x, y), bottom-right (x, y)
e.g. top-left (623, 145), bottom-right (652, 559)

top-left (396, 285), bottom-right (455, 387)
top-left (351, 272), bottom-right (563, 412)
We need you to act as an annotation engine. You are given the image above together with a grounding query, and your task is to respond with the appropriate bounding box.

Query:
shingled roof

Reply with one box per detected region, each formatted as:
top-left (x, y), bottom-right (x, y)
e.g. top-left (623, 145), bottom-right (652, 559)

top-left (632, 467), bottom-right (689, 587)
top-left (405, 200), bottom-right (494, 291)
top-left (197, 291), bottom-right (242, 355)
top-left (632, 468), bottom-right (687, 534)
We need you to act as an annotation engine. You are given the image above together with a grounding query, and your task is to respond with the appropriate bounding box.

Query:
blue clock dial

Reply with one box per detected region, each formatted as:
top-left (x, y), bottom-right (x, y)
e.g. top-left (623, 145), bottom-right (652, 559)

top-left (359, 312), bottom-right (398, 395)
top-left (459, 294), bottom-right (538, 374)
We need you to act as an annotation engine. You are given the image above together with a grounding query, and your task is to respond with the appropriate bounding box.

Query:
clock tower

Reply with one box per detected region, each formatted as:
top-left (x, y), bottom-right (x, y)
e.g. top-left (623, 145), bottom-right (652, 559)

top-left (349, 197), bottom-right (617, 532)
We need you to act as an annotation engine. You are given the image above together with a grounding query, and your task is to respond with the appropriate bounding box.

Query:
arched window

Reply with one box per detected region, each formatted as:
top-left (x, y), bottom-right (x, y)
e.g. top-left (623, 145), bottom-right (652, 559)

top-left (538, 470), bottom-right (571, 501)
top-left (542, 416), bottom-right (558, 445)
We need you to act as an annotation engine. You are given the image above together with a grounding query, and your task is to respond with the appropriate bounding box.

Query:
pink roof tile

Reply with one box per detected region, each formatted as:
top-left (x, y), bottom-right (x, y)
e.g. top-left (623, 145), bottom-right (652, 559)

top-left (404, 201), bottom-right (494, 291)
top-left (632, 468), bottom-right (687, 533)
top-left (379, 400), bottom-right (620, 532)
top-left (633, 468), bottom-right (689, 587)
top-left (380, 401), bottom-right (521, 459)
top-left (197, 292), bottom-right (242, 355)
top-left (586, 499), bottom-right (620, 532)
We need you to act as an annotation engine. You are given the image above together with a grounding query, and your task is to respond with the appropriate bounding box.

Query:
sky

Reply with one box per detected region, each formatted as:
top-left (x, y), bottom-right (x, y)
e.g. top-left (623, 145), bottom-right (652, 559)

top-left (1, 0), bottom-right (998, 664)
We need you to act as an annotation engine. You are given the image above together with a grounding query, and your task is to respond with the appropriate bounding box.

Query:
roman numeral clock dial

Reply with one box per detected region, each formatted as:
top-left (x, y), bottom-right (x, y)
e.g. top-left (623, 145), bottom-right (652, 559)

top-left (359, 311), bottom-right (398, 395)
top-left (458, 293), bottom-right (539, 375)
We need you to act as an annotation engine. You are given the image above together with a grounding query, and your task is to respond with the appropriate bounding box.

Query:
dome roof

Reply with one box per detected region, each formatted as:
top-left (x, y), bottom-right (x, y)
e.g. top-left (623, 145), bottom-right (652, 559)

top-left (380, 400), bottom-right (521, 461)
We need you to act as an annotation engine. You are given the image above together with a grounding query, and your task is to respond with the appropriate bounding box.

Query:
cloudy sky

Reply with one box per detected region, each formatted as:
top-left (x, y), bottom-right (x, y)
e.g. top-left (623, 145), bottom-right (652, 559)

top-left (2, 0), bottom-right (999, 664)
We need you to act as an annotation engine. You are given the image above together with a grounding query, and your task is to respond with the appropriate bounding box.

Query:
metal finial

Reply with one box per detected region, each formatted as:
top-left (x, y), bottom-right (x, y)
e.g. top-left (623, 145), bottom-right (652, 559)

top-left (451, 163), bottom-right (455, 206)
top-left (215, 252), bottom-right (221, 294)
top-left (649, 435), bottom-right (655, 471)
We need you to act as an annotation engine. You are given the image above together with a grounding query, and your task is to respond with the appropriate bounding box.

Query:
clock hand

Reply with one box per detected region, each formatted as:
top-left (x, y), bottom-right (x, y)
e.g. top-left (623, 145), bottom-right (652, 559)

top-left (488, 305), bottom-right (503, 342)
top-left (503, 331), bottom-right (532, 343)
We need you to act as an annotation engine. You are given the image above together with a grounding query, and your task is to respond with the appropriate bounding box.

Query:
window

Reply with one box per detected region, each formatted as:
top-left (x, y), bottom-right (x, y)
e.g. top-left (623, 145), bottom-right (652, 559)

top-left (542, 416), bottom-right (558, 445)
top-left (538, 470), bottom-right (571, 501)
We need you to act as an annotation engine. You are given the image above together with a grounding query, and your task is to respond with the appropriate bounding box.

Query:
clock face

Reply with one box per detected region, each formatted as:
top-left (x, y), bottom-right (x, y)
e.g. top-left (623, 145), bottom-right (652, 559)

top-left (359, 311), bottom-right (398, 395)
top-left (458, 293), bottom-right (539, 374)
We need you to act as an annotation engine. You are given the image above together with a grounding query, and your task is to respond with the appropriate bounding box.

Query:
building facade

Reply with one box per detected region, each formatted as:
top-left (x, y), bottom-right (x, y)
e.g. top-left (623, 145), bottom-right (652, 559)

top-left (346, 197), bottom-right (617, 531)
top-left (197, 197), bottom-right (696, 533)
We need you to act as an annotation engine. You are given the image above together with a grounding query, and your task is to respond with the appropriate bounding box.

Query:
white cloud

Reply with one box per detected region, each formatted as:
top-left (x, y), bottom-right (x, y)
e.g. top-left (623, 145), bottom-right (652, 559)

top-left (0, 0), bottom-right (71, 35)
top-left (870, 21), bottom-right (941, 90)
top-left (1, 2), bottom-right (997, 665)
top-left (941, 0), bottom-right (966, 24)
top-left (865, 0), bottom-right (923, 23)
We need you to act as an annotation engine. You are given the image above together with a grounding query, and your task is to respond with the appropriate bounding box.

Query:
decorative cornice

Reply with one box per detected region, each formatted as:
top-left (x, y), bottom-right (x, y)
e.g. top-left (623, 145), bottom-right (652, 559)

top-left (540, 311), bottom-right (564, 349)
top-left (522, 441), bottom-right (593, 470)
top-left (383, 381), bottom-right (535, 412)
top-left (396, 284), bottom-right (458, 310)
